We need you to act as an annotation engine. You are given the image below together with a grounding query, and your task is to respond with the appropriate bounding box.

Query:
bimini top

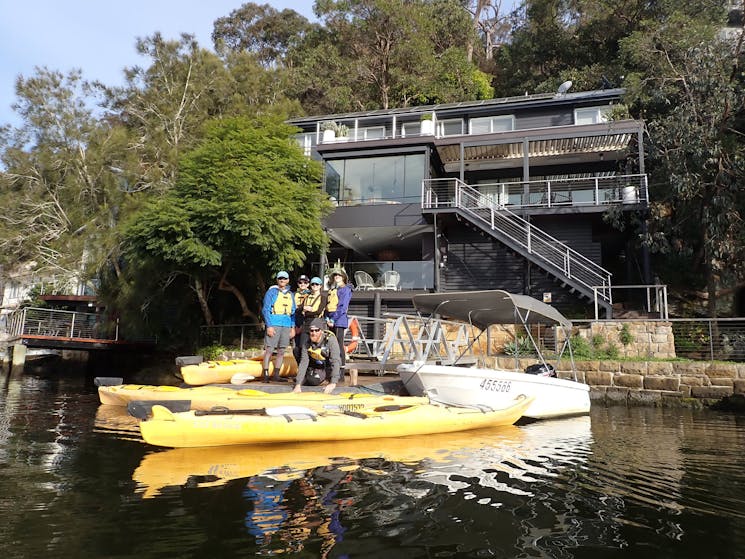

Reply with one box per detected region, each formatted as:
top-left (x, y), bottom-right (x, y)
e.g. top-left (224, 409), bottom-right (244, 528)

top-left (412, 290), bottom-right (572, 330)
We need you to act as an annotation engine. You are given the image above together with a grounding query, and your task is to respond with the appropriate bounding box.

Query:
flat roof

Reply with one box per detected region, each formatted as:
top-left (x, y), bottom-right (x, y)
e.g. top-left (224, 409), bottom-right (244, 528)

top-left (288, 88), bottom-right (626, 124)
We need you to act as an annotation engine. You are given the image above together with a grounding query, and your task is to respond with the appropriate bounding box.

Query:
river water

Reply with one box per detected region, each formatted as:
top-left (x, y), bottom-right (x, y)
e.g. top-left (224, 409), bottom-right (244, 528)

top-left (1, 363), bottom-right (744, 559)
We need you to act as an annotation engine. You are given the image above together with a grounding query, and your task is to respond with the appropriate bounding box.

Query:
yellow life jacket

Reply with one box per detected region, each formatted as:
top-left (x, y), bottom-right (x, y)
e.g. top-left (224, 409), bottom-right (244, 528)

top-left (308, 332), bottom-right (332, 364)
top-left (303, 293), bottom-right (324, 318)
top-left (295, 291), bottom-right (309, 308)
top-left (272, 290), bottom-right (294, 316)
top-left (326, 287), bottom-right (338, 313)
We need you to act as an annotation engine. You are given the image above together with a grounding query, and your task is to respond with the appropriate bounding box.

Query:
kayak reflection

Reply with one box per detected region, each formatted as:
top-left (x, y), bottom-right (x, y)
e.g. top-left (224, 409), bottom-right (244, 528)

top-left (133, 416), bottom-right (592, 499)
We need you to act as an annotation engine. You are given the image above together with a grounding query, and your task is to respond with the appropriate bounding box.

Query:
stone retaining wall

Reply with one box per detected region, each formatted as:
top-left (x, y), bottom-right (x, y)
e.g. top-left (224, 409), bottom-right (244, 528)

top-left (488, 356), bottom-right (745, 406)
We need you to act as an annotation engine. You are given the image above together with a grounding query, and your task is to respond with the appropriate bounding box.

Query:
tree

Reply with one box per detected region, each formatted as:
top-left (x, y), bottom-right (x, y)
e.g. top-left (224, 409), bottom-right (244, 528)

top-left (120, 115), bottom-right (331, 328)
top-left (212, 2), bottom-right (317, 68)
top-left (292, 0), bottom-right (488, 113)
top-left (621, 22), bottom-right (745, 316)
top-left (0, 68), bottom-right (126, 287)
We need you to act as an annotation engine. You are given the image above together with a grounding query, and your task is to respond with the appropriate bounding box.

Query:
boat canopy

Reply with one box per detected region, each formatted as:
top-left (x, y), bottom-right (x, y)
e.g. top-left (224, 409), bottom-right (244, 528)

top-left (412, 290), bottom-right (572, 330)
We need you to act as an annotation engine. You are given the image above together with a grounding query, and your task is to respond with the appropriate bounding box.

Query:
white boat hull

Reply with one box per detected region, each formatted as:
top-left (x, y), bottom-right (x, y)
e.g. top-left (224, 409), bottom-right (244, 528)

top-left (398, 363), bottom-right (590, 420)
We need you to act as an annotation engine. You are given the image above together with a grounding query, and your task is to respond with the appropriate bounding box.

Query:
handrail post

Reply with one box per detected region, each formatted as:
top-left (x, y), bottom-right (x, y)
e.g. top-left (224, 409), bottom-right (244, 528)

top-left (594, 177), bottom-right (599, 205)
top-left (594, 287), bottom-right (599, 320)
top-left (708, 321), bottom-right (714, 360)
top-left (547, 180), bottom-right (551, 208)
top-left (69, 313), bottom-right (76, 337)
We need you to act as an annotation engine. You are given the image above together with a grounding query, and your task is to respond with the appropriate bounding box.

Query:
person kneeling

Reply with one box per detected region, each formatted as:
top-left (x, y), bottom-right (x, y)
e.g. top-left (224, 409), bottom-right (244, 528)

top-left (293, 318), bottom-right (342, 394)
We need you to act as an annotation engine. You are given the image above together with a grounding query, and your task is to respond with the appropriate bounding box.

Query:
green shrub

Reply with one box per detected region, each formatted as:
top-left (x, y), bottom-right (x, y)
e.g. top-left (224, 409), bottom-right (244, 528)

top-left (570, 334), bottom-right (621, 360)
top-left (503, 336), bottom-right (535, 357)
top-left (619, 324), bottom-right (633, 346)
top-left (198, 344), bottom-right (228, 360)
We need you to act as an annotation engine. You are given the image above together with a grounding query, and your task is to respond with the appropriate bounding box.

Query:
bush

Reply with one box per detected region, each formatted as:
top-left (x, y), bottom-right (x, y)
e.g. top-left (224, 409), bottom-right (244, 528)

top-left (503, 336), bottom-right (535, 357)
top-left (570, 334), bottom-right (620, 360)
top-left (619, 324), bottom-right (633, 346)
top-left (198, 344), bottom-right (228, 360)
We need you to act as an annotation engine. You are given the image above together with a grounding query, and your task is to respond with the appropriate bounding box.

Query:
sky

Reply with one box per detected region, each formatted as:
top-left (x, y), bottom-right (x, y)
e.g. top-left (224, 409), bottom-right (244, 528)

top-left (0, 0), bottom-right (317, 128)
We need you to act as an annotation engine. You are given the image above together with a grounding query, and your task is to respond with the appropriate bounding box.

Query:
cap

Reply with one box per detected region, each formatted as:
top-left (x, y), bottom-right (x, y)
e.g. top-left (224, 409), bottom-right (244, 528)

top-left (309, 318), bottom-right (326, 330)
top-left (276, 271), bottom-right (289, 279)
top-left (298, 274), bottom-right (310, 282)
top-left (310, 276), bottom-right (323, 285)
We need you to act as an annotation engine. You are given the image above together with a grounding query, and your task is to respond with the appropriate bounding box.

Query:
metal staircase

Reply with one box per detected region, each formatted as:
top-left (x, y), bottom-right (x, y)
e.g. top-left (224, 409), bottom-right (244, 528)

top-left (423, 178), bottom-right (613, 317)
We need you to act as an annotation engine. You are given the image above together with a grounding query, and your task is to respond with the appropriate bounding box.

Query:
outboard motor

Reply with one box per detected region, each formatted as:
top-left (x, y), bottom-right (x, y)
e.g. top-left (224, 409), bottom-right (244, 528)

top-left (524, 363), bottom-right (556, 377)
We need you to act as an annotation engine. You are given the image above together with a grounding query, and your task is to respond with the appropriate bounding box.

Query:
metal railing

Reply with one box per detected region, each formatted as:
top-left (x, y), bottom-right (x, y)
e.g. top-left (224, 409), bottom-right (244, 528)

top-left (423, 174), bottom-right (648, 212)
top-left (423, 178), bottom-right (612, 306)
top-left (669, 318), bottom-right (745, 362)
top-left (7, 307), bottom-right (110, 340)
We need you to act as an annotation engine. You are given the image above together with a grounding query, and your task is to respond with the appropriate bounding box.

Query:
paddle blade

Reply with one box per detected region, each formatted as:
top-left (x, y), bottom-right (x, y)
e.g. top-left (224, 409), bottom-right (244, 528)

top-left (127, 400), bottom-right (191, 419)
top-left (94, 377), bottom-right (124, 387)
top-left (230, 373), bottom-right (255, 385)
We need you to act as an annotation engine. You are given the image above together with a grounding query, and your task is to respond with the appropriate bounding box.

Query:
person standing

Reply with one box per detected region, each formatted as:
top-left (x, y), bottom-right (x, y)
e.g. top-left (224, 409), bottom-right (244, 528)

top-left (292, 274), bottom-right (311, 362)
top-left (261, 271), bottom-right (295, 382)
top-left (294, 276), bottom-right (326, 363)
top-left (325, 266), bottom-right (353, 369)
top-left (293, 318), bottom-right (342, 394)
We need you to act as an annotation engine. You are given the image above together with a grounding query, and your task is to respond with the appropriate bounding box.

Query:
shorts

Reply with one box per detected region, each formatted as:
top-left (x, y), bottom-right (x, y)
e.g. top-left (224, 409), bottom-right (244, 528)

top-left (264, 326), bottom-right (292, 350)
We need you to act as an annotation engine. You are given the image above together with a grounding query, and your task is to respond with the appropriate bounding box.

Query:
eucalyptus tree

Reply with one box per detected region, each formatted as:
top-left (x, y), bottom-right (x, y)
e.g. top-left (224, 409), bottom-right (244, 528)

top-left (621, 21), bottom-right (745, 316)
top-left (291, 0), bottom-right (491, 113)
top-left (0, 68), bottom-right (127, 288)
top-left (121, 115), bottom-right (330, 329)
top-left (492, 0), bottom-right (727, 96)
top-left (212, 2), bottom-right (317, 68)
top-left (103, 33), bottom-right (240, 197)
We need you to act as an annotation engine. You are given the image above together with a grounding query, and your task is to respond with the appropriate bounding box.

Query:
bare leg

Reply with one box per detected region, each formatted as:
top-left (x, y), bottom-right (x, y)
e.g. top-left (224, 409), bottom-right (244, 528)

top-left (272, 348), bottom-right (286, 381)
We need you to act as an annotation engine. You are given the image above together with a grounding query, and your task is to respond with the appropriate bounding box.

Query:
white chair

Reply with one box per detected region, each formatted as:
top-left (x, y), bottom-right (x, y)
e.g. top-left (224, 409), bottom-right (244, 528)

top-left (382, 270), bottom-right (400, 291)
top-left (354, 270), bottom-right (376, 291)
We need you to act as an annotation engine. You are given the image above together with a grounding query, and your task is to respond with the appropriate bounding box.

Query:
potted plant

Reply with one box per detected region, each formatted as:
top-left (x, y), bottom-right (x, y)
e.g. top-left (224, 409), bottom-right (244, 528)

top-left (420, 113), bottom-right (434, 135)
top-left (321, 121), bottom-right (337, 142)
top-left (334, 123), bottom-right (349, 140)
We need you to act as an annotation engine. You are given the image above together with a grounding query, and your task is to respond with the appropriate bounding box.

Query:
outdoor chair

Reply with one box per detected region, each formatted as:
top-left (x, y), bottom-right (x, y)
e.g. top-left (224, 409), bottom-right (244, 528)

top-left (354, 270), bottom-right (376, 291)
top-left (382, 270), bottom-right (401, 291)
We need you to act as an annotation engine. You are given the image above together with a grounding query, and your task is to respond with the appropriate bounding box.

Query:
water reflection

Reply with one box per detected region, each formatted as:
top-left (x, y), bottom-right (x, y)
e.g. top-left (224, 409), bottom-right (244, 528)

top-left (5, 371), bottom-right (745, 559)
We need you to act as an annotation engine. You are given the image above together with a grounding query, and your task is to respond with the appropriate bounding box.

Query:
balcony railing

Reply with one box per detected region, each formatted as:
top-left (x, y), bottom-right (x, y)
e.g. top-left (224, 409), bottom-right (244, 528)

top-left (423, 174), bottom-right (648, 212)
top-left (311, 261), bottom-right (434, 290)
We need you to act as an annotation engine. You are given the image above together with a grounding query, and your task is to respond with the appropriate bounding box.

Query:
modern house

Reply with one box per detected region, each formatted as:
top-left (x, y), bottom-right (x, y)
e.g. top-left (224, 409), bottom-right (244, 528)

top-left (289, 87), bottom-right (649, 319)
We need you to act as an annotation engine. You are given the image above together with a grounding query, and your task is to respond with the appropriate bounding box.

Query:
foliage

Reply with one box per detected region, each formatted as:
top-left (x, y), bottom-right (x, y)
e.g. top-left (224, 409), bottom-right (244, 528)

top-left (198, 344), bottom-right (228, 360)
top-left (503, 335), bottom-right (535, 357)
top-left (622, 28), bottom-right (745, 315)
top-left (619, 324), bottom-right (633, 346)
top-left (120, 115), bottom-right (330, 328)
top-left (570, 334), bottom-right (620, 360)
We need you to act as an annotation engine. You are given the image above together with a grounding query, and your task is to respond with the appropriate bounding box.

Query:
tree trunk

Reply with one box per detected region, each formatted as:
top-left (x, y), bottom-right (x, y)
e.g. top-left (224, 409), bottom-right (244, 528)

top-left (219, 274), bottom-right (260, 323)
top-left (193, 277), bottom-right (214, 326)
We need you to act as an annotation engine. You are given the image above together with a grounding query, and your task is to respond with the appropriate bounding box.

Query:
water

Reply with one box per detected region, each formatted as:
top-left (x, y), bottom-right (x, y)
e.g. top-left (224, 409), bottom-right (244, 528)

top-left (1, 365), bottom-right (745, 559)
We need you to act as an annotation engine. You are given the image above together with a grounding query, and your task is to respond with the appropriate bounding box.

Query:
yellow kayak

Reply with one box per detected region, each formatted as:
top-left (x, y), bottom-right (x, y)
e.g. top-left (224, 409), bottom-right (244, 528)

top-left (139, 395), bottom-right (533, 448)
top-left (98, 384), bottom-right (427, 413)
top-left (133, 424), bottom-right (524, 498)
top-left (180, 355), bottom-right (298, 385)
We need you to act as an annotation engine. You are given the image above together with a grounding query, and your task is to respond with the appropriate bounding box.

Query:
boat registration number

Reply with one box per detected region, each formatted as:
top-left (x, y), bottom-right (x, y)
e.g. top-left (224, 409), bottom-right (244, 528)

top-left (479, 379), bottom-right (512, 392)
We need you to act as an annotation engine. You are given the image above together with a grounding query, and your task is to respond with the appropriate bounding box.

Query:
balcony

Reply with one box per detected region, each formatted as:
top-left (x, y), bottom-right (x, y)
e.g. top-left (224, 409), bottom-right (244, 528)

top-left (423, 174), bottom-right (648, 212)
top-left (312, 261), bottom-right (434, 291)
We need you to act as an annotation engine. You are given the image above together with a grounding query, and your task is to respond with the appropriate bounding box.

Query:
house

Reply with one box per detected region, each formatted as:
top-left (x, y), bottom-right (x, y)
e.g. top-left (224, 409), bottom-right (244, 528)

top-left (289, 87), bottom-right (649, 319)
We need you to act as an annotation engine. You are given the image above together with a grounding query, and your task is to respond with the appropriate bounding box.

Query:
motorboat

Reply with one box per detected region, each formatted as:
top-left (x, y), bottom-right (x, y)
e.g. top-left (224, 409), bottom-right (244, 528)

top-left (397, 290), bottom-right (590, 420)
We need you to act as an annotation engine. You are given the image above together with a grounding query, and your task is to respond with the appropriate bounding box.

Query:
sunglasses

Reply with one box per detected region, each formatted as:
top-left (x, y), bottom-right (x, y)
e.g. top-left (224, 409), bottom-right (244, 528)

top-left (309, 328), bottom-right (321, 332)
top-left (311, 282), bottom-right (321, 286)
top-left (298, 280), bottom-right (309, 284)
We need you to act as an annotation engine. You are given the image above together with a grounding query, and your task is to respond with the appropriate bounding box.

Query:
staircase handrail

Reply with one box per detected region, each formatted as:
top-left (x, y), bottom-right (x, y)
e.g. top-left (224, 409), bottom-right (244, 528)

top-left (427, 178), bottom-right (612, 304)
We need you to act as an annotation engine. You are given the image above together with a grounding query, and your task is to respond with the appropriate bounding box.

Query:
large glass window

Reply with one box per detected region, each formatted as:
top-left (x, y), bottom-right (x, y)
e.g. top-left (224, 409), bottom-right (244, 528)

top-left (575, 106), bottom-right (611, 125)
top-left (469, 115), bottom-right (514, 134)
top-left (324, 153), bottom-right (425, 205)
top-left (437, 119), bottom-right (464, 136)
